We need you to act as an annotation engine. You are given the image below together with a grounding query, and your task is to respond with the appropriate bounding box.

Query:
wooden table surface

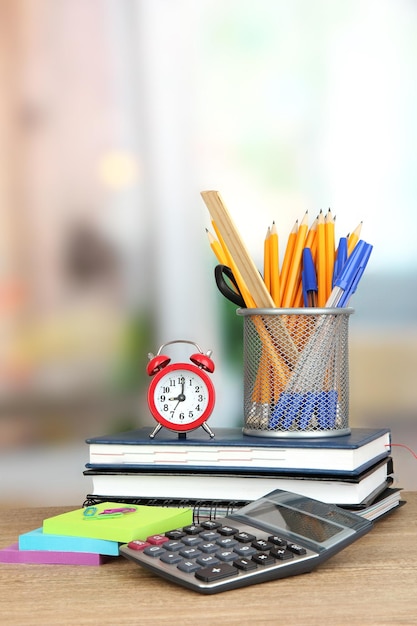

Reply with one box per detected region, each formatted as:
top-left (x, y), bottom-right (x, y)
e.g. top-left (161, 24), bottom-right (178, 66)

top-left (1, 493), bottom-right (416, 626)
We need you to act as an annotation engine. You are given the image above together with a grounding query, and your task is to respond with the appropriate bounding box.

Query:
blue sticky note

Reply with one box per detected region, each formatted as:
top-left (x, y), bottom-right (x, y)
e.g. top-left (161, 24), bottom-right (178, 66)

top-left (18, 527), bottom-right (120, 556)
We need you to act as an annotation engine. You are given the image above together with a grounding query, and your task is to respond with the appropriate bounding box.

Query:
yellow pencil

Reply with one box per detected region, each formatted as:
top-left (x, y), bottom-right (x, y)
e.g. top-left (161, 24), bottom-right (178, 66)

top-left (293, 215), bottom-right (318, 307)
top-left (325, 208), bottom-right (335, 301)
top-left (316, 210), bottom-right (326, 307)
top-left (280, 219), bottom-right (298, 305)
top-left (206, 228), bottom-right (228, 266)
top-left (309, 215), bottom-right (319, 263)
top-left (269, 222), bottom-right (281, 306)
top-left (263, 226), bottom-right (271, 294)
top-left (347, 221), bottom-right (363, 256)
top-left (281, 211), bottom-right (308, 308)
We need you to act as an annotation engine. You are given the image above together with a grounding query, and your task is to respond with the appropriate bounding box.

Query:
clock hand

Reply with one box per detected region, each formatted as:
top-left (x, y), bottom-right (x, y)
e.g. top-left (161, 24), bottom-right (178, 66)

top-left (171, 382), bottom-right (186, 415)
top-left (168, 378), bottom-right (186, 402)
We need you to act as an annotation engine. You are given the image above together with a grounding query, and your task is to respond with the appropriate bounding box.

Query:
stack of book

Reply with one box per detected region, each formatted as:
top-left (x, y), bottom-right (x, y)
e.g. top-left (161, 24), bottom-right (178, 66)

top-left (83, 426), bottom-right (403, 521)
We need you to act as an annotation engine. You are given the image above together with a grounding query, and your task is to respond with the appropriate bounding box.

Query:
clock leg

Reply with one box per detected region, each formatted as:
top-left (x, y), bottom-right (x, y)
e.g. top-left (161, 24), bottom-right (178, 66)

top-left (149, 423), bottom-right (163, 439)
top-left (201, 422), bottom-right (215, 438)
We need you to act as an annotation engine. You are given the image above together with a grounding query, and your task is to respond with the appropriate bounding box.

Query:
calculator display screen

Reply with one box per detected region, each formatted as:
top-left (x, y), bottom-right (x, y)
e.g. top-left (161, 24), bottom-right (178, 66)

top-left (243, 501), bottom-right (341, 543)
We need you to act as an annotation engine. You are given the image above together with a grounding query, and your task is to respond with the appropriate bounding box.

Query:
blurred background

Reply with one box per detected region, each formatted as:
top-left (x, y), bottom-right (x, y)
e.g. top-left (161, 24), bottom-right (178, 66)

top-left (0, 0), bottom-right (415, 505)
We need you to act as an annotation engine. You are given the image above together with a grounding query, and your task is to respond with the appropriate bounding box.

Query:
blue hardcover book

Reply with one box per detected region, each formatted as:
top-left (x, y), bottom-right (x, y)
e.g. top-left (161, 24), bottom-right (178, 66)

top-left (86, 427), bottom-right (391, 475)
top-left (83, 457), bottom-right (394, 506)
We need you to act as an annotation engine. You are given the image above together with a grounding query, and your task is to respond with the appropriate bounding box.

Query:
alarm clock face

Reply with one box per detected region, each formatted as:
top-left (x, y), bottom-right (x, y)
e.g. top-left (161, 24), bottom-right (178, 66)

top-left (148, 362), bottom-right (215, 432)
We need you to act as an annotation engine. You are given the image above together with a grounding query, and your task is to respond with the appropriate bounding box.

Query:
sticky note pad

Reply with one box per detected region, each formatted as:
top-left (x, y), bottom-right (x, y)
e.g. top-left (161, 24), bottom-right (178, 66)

top-left (42, 502), bottom-right (193, 543)
top-left (19, 527), bottom-right (120, 556)
top-left (0, 543), bottom-right (110, 566)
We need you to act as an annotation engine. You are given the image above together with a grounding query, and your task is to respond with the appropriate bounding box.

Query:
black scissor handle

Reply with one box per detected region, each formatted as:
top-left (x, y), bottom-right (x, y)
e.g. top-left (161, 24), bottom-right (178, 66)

top-left (214, 264), bottom-right (246, 308)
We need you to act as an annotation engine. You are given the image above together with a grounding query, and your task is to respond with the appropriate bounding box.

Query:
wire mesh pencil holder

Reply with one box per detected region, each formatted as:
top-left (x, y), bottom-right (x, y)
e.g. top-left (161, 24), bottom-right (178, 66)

top-left (237, 307), bottom-right (354, 438)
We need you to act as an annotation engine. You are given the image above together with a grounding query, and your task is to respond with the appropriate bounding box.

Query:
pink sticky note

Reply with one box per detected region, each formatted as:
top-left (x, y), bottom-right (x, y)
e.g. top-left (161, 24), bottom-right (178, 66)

top-left (0, 543), bottom-right (112, 566)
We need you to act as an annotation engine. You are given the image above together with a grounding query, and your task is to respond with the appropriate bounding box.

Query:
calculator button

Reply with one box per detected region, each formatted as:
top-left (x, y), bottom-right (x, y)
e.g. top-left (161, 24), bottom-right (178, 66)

top-left (286, 543), bottom-right (307, 555)
top-left (183, 524), bottom-right (203, 535)
top-left (179, 547), bottom-right (202, 559)
top-left (201, 520), bottom-right (222, 530)
top-left (216, 550), bottom-right (236, 562)
top-left (177, 560), bottom-right (201, 573)
top-left (147, 534), bottom-right (169, 545)
top-left (252, 539), bottom-right (273, 551)
top-left (271, 547), bottom-right (294, 560)
top-left (268, 535), bottom-right (287, 547)
top-left (233, 544), bottom-right (257, 557)
top-left (159, 552), bottom-right (183, 565)
top-left (196, 554), bottom-right (220, 567)
top-left (200, 542), bottom-right (219, 554)
top-left (200, 531), bottom-right (220, 542)
top-left (216, 537), bottom-right (238, 549)
top-left (234, 531), bottom-right (256, 543)
top-left (195, 562), bottom-right (238, 582)
top-left (163, 540), bottom-right (183, 552)
top-left (127, 540), bottom-right (150, 551)
top-left (234, 557), bottom-right (258, 571)
top-left (165, 529), bottom-right (186, 540)
top-left (252, 552), bottom-right (276, 566)
top-left (181, 536), bottom-right (203, 547)
top-left (143, 546), bottom-right (166, 558)
top-left (218, 525), bottom-right (238, 536)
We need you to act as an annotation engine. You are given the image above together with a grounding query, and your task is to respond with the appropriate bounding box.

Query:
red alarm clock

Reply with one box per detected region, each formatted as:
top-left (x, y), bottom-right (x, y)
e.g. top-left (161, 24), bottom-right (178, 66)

top-left (146, 340), bottom-right (215, 439)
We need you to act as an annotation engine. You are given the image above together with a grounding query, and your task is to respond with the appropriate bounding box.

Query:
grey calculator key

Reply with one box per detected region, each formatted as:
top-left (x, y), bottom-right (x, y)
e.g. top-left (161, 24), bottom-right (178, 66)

top-left (177, 560), bottom-right (201, 573)
top-left (233, 544), bottom-right (257, 557)
top-left (182, 535), bottom-right (203, 546)
top-left (196, 554), bottom-right (220, 567)
top-left (163, 540), bottom-right (183, 552)
top-left (216, 537), bottom-right (238, 549)
top-left (200, 542), bottom-right (219, 554)
top-left (143, 545), bottom-right (166, 558)
top-left (200, 531), bottom-right (220, 541)
top-left (179, 547), bottom-right (202, 559)
top-left (160, 552), bottom-right (182, 565)
top-left (216, 550), bottom-right (236, 562)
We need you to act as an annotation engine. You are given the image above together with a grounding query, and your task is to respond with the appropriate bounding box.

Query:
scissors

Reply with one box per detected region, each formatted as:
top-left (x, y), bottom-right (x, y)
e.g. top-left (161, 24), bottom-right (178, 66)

top-left (214, 264), bottom-right (246, 308)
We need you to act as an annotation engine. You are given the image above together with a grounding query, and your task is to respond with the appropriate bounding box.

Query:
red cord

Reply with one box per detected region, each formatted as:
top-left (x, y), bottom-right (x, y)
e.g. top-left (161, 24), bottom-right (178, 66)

top-left (387, 443), bottom-right (417, 460)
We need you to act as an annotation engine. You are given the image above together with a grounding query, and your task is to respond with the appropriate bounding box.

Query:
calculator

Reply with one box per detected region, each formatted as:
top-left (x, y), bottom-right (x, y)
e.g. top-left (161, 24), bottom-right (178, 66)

top-left (119, 489), bottom-right (373, 594)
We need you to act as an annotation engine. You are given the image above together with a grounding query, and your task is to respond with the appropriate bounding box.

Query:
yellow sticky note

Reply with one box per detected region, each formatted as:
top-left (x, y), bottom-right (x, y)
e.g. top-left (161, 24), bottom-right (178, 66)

top-left (42, 502), bottom-right (193, 544)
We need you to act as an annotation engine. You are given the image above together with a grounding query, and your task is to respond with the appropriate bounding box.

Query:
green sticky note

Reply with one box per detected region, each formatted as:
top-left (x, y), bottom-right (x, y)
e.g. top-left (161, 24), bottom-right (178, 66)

top-left (42, 502), bottom-right (193, 543)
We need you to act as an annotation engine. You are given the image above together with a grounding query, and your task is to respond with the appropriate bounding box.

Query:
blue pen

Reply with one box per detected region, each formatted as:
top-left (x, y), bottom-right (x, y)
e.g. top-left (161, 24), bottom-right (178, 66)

top-left (333, 236), bottom-right (348, 286)
top-left (282, 392), bottom-right (304, 429)
top-left (326, 240), bottom-right (372, 307)
top-left (298, 391), bottom-right (316, 429)
top-left (338, 242), bottom-right (373, 307)
top-left (302, 248), bottom-right (318, 307)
